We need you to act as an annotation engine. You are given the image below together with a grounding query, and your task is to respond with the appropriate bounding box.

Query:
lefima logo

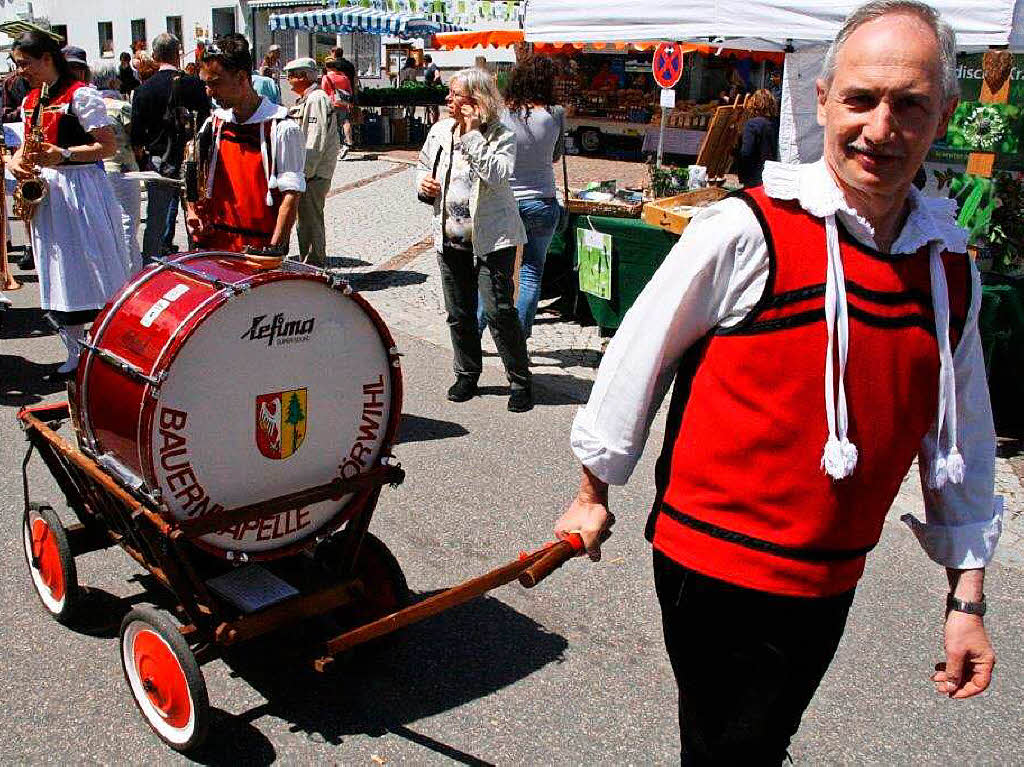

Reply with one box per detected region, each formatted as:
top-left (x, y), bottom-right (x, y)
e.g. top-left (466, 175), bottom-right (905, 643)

top-left (241, 312), bottom-right (316, 346)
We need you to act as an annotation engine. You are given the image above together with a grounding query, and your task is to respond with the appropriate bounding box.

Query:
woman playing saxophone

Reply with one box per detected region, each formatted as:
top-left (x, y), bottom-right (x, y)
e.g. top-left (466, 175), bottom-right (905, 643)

top-left (8, 32), bottom-right (133, 378)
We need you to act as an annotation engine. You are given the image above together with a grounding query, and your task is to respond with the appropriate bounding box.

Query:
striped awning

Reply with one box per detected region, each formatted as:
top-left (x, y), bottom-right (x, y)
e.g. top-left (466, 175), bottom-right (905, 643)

top-left (0, 20), bottom-right (64, 42)
top-left (249, 0), bottom-right (329, 8)
top-left (269, 6), bottom-right (464, 38)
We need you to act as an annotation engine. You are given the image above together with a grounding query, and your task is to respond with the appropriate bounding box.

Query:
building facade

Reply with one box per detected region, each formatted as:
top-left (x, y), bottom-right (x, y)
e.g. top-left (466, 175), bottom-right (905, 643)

top-left (6, 1), bottom-right (247, 67)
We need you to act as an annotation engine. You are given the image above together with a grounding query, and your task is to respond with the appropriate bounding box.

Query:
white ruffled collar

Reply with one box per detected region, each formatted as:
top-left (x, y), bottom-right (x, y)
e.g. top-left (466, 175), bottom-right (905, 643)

top-left (761, 159), bottom-right (968, 255)
top-left (760, 158), bottom-right (966, 489)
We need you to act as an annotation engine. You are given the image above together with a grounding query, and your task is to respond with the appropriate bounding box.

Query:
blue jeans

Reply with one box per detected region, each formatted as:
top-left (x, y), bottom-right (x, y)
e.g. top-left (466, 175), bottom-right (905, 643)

top-left (477, 197), bottom-right (560, 338)
top-left (142, 180), bottom-right (180, 263)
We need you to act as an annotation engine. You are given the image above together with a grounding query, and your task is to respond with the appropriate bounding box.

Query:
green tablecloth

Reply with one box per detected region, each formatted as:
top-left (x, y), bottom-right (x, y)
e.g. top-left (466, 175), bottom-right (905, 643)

top-left (554, 214), bottom-right (679, 331)
top-left (980, 279), bottom-right (1024, 432)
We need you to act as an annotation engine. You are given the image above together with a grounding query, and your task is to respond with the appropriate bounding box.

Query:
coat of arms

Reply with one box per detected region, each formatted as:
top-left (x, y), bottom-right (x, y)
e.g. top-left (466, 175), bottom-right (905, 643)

top-left (255, 388), bottom-right (307, 460)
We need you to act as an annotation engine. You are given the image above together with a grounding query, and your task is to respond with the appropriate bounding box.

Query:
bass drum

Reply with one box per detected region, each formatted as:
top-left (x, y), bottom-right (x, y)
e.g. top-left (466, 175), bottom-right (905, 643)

top-left (73, 252), bottom-right (402, 560)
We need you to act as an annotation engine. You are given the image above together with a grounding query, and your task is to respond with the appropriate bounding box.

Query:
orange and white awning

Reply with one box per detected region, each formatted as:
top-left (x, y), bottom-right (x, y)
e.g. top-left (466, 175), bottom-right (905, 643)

top-left (432, 31), bottom-right (783, 62)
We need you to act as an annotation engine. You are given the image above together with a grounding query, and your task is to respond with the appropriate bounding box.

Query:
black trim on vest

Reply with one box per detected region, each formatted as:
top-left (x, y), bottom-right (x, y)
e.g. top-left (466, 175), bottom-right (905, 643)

top-left (719, 305), bottom-right (948, 336)
top-left (847, 281), bottom-right (932, 311)
top-left (659, 501), bottom-right (878, 562)
top-left (720, 190), bottom-right (777, 333)
top-left (646, 335), bottom-right (711, 543)
top-left (748, 281), bottom-right (935, 313)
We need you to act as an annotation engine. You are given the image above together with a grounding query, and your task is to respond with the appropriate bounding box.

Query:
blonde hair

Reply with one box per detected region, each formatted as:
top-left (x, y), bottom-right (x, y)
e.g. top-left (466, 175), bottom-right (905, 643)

top-left (451, 67), bottom-right (504, 125)
top-left (747, 89), bottom-right (778, 118)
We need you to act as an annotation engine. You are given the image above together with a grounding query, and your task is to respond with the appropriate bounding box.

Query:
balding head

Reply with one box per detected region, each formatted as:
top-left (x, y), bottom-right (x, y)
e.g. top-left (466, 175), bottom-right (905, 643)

top-left (815, 0), bottom-right (959, 213)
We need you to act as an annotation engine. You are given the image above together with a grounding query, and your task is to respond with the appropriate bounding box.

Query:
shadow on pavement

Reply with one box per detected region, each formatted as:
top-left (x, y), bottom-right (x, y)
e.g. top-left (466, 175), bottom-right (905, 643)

top-left (217, 591), bottom-right (566, 764)
top-left (0, 354), bottom-right (66, 406)
top-left (473, 373), bottom-right (591, 407)
top-left (398, 412), bottom-right (469, 444)
top-left (530, 347), bottom-right (604, 371)
top-left (1, 305), bottom-right (53, 340)
top-left (325, 255), bottom-right (372, 269)
top-left (348, 270), bottom-right (428, 292)
top-left (189, 709), bottom-right (277, 766)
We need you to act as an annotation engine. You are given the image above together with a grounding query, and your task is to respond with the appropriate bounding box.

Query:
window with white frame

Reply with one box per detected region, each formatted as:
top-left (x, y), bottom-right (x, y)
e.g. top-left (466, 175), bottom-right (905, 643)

top-left (98, 21), bottom-right (114, 58)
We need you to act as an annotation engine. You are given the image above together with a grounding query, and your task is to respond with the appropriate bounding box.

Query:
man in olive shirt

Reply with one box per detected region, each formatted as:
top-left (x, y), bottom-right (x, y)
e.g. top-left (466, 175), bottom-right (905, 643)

top-left (285, 57), bottom-right (339, 267)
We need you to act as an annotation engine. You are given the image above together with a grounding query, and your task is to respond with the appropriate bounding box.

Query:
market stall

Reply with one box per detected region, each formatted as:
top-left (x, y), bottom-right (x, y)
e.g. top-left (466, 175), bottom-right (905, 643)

top-left (523, 0), bottom-right (1024, 427)
top-left (433, 31), bottom-right (778, 162)
top-left (269, 5), bottom-right (461, 145)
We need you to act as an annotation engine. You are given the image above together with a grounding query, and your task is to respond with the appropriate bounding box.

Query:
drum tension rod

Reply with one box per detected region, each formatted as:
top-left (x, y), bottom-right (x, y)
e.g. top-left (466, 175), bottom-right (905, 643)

top-left (151, 256), bottom-right (249, 295)
top-left (79, 341), bottom-right (167, 388)
top-left (329, 275), bottom-right (353, 294)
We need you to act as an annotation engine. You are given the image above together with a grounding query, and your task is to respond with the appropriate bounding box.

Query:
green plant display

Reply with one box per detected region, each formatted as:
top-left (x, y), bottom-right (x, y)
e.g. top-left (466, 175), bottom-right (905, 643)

top-left (987, 173), bottom-right (1024, 273)
top-left (648, 162), bottom-right (689, 198)
top-left (940, 171), bottom-right (997, 242)
top-left (945, 101), bottom-right (1019, 155)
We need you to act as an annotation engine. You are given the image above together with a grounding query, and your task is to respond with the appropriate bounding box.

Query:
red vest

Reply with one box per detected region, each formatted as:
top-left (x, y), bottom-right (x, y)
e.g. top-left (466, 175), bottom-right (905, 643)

top-left (200, 117), bottom-right (282, 252)
top-left (648, 188), bottom-right (970, 597)
top-left (23, 81), bottom-right (94, 162)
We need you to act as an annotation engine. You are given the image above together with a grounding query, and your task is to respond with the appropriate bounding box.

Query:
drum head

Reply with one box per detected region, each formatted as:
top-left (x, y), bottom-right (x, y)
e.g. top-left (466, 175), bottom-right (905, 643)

top-left (147, 277), bottom-right (394, 556)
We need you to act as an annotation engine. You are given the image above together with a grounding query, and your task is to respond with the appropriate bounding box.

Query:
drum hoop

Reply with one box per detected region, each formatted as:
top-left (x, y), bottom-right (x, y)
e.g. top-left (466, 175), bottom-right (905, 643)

top-left (132, 255), bottom-right (404, 561)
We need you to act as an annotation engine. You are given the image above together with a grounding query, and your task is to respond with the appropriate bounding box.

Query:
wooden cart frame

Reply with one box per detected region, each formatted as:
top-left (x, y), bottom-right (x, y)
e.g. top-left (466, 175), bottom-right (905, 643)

top-left (18, 400), bottom-right (580, 752)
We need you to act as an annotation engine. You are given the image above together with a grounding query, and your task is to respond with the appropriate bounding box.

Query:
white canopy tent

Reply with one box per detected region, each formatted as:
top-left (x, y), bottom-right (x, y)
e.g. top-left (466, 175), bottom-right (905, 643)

top-left (524, 0), bottom-right (1020, 48)
top-left (524, 0), bottom-right (1023, 163)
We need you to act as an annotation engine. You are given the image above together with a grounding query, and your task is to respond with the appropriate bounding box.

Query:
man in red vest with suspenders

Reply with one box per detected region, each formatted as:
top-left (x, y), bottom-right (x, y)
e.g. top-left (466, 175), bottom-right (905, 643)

top-left (186, 35), bottom-right (305, 255)
top-left (555, 2), bottom-right (1000, 762)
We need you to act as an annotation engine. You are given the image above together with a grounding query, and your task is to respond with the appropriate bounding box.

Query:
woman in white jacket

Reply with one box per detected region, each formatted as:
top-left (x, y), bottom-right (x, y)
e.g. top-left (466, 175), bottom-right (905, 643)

top-left (416, 68), bottom-right (532, 412)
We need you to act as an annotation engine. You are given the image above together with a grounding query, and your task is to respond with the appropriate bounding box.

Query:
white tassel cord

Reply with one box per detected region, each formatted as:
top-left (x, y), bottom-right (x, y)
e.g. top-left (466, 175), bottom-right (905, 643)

top-left (927, 243), bottom-right (964, 488)
top-left (821, 215), bottom-right (859, 480)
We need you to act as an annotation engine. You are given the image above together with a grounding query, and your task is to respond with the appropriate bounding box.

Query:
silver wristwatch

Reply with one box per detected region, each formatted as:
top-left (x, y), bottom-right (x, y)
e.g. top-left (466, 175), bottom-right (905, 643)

top-left (59, 146), bottom-right (72, 162)
top-left (946, 593), bottom-right (987, 617)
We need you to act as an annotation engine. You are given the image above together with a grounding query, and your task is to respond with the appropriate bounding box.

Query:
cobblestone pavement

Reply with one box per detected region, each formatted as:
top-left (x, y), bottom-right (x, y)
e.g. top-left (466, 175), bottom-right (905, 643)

top-left (170, 153), bottom-right (1024, 568)
top-left (362, 146), bottom-right (655, 190)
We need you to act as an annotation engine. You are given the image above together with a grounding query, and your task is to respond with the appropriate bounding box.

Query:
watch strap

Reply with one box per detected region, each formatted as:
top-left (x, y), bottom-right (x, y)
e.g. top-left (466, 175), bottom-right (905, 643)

top-left (946, 592), bottom-right (987, 617)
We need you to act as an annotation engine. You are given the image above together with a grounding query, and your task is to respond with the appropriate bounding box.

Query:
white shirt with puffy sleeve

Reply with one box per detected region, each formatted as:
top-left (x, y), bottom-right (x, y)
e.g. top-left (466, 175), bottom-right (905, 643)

top-left (571, 159), bottom-right (1001, 570)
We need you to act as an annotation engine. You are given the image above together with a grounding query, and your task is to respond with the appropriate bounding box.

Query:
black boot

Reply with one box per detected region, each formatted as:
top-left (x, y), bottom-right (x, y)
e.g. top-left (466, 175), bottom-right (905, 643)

top-left (447, 377), bottom-right (478, 403)
top-left (507, 387), bottom-right (533, 413)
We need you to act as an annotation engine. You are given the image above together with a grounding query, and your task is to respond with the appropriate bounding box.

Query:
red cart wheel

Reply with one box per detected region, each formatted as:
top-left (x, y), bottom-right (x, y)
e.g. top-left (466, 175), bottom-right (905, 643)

top-left (22, 502), bottom-right (80, 624)
top-left (119, 606), bottom-right (209, 752)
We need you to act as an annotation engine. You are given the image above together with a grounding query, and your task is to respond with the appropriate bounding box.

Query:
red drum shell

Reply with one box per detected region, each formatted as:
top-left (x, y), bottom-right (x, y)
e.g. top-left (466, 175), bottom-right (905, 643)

top-left (74, 252), bottom-right (402, 560)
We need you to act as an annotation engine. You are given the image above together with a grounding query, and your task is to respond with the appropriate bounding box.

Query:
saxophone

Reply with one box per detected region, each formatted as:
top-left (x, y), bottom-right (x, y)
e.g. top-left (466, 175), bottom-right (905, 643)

top-left (13, 82), bottom-right (51, 223)
top-left (183, 110), bottom-right (206, 203)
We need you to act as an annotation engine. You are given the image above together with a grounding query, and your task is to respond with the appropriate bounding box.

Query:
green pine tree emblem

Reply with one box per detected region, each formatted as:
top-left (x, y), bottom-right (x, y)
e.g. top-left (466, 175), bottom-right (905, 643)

top-left (285, 391), bottom-right (306, 454)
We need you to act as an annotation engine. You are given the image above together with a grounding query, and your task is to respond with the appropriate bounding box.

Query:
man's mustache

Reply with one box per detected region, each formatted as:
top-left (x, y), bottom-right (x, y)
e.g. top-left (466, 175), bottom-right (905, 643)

top-left (846, 141), bottom-right (905, 159)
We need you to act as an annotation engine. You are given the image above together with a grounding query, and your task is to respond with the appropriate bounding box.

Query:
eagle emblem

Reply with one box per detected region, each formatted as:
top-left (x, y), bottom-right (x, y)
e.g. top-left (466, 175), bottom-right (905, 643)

top-left (255, 388), bottom-right (307, 460)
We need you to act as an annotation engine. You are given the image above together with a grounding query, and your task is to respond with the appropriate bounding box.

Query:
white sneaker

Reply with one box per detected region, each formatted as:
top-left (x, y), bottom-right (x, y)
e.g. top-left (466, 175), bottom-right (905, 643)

top-left (339, 144), bottom-right (350, 160)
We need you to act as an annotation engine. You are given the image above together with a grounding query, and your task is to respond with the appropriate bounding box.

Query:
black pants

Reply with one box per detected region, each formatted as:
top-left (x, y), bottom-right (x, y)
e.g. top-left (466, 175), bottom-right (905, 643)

top-left (653, 551), bottom-right (855, 765)
top-left (437, 245), bottom-right (530, 390)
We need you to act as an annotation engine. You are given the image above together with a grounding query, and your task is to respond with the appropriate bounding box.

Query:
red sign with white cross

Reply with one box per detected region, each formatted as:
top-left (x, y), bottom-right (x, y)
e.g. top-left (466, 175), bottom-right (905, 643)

top-left (652, 42), bottom-right (684, 89)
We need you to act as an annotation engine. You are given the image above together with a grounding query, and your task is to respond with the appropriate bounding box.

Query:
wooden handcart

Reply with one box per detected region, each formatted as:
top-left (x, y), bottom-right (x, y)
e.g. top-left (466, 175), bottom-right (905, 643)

top-left (17, 400), bottom-right (582, 752)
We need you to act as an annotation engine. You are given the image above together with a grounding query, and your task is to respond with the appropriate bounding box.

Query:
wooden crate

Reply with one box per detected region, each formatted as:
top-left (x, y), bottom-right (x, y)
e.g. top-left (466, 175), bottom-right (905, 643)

top-left (641, 187), bottom-right (729, 234)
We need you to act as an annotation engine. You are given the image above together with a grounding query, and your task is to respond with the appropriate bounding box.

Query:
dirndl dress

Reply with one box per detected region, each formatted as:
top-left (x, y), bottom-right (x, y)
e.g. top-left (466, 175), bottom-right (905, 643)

top-left (26, 86), bottom-right (137, 313)
top-left (31, 162), bottom-right (136, 313)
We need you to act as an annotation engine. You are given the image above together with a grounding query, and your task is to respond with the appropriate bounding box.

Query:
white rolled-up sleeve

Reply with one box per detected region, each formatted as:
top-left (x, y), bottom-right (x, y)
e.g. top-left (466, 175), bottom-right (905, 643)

top-left (570, 198), bottom-right (770, 485)
top-left (902, 262), bottom-right (1001, 568)
top-left (273, 120), bottom-right (307, 193)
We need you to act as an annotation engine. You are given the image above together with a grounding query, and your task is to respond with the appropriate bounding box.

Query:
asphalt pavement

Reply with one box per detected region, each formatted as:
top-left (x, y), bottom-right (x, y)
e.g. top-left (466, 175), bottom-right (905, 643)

top-left (1, 158), bottom-right (1023, 764)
